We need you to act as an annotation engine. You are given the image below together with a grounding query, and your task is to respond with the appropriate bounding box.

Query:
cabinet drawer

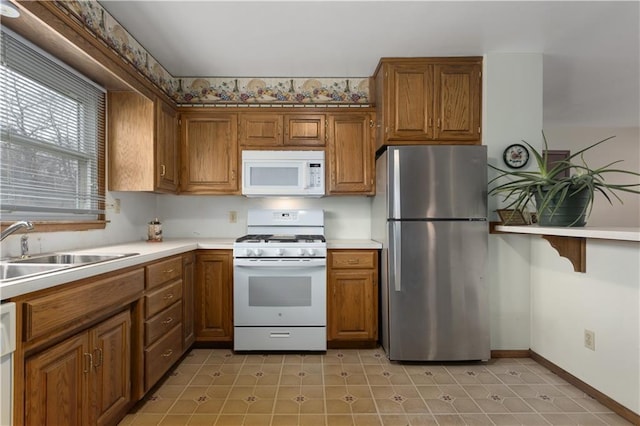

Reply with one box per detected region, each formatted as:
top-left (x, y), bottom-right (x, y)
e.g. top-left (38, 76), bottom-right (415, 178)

top-left (330, 251), bottom-right (377, 269)
top-left (145, 280), bottom-right (182, 318)
top-left (146, 257), bottom-right (182, 289)
top-left (23, 269), bottom-right (144, 342)
top-left (145, 301), bottom-right (182, 346)
top-left (144, 324), bottom-right (182, 390)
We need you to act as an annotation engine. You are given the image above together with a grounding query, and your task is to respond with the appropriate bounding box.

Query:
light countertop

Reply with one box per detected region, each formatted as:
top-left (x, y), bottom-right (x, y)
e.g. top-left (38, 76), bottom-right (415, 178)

top-left (1, 238), bottom-right (381, 300)
top-left (494, 225), bottom-right (640, 242)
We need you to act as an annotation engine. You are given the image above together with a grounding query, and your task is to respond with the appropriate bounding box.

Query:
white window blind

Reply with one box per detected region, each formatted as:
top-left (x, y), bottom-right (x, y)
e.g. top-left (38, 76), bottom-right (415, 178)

top-left (0, 28), bottom-right (106, 221)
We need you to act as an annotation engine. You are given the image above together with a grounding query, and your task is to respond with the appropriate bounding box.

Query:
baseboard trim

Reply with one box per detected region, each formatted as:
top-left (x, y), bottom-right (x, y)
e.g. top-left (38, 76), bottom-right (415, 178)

top-left (491, 349), bottom-right (531, 358)
top-left (530, 350), bottom-right (639, 425)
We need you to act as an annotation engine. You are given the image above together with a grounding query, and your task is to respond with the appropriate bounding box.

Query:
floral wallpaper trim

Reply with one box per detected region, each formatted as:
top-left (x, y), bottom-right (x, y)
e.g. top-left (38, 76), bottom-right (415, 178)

top-left (54, 1), bottom-right (370, 105)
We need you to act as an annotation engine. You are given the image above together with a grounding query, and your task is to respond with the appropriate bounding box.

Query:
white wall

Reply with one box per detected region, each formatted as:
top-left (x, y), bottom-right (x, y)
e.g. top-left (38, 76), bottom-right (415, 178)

top-left (529, 238), bottom-right (640, 413)
top-left (0, 191), bottom-right (156, 259)
top-left (158, 195), bottom-right (372, 240)
top-left (543, 127), bottom-right (640, 227)
top-left (483, 52), bottom-right (543, 350)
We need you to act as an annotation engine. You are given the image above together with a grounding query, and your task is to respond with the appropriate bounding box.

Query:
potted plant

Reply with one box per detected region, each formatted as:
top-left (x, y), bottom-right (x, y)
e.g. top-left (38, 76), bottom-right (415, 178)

top-left (488, 133), bottom-right (640, 227)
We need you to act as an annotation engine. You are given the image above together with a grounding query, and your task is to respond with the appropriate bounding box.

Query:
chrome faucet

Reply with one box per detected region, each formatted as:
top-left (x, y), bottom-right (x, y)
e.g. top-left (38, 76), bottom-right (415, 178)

top-left (1, 221), bottom-right (34, 241)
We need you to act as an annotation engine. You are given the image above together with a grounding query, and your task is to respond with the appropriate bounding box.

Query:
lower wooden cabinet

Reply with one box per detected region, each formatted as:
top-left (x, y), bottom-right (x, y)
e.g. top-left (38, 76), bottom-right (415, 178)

top-left (25, 310), bottom-right (131, 426)
top-left (195, 250), bottom-right (233, 342)
top-left (182, 252), bottom-right (196, 349)
top-left (327, 250), bottom-right (379, 346)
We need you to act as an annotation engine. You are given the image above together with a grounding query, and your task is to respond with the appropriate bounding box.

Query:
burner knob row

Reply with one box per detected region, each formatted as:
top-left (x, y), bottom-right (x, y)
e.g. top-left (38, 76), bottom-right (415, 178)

top-left (243, 248), bottom-right (318, 257)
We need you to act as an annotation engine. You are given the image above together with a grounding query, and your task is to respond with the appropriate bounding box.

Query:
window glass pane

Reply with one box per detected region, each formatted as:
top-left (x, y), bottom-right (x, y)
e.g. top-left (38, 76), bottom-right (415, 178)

top-left (0, 29), bottom-right (105, 221)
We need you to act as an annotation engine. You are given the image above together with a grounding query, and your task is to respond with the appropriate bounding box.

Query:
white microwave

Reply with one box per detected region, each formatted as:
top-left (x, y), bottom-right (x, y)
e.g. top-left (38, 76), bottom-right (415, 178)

top-left (241, 150), bottom-right (325, 197)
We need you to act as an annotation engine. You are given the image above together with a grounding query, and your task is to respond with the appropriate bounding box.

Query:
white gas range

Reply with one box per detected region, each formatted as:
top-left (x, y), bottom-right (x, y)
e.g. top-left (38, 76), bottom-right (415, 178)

top-left (233, 209), bottom-right (327, 351)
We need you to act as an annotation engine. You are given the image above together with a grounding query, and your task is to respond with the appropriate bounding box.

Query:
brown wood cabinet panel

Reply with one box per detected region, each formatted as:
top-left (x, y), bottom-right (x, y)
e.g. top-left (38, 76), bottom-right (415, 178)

top-left (195, 251), bottom-right (233, 341)
top-left (180, 113), bottom-right (238, 194)
top-left (373, 57), bottom-right (482, 148)
top-left (327, 113), bottom-right (374, 195)
top-left (145, 301), bottom-right (182, 346)
top-left (146, 256), bottom-right (183, 290)
top-left (434, 63), bottom-right (481, 141)
top-left (25, 333), bottom-right (90, 426)
top-left (330, 251), bottom-right (377, 269)
top-left (144, 324), bottom-right (182, 390)
top-left (239, 114), bottom-right (283, 146)
top-left (182, 252), bottom-right (196, 350)
top-left (284, 114), bottom-right (325, 146)
top-left (327, 250), bottom-right (378, 345)
top-left (156, 98), bottom-right (180, 191)
top-left (108, 92), bottom-right (178, 192)
top-left (389, 64), bottom-right (434, 140)
top-left (90, 310), bottom-right (131, 426)
top-left (23, 269), bottom-right (144, 342)
top-left (145, 280), bottom-right (182, 318)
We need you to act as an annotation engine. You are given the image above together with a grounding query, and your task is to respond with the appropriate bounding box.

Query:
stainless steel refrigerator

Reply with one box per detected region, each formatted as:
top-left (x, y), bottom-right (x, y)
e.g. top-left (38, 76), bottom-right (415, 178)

top-left (371, 145), bottom-right (489, 361)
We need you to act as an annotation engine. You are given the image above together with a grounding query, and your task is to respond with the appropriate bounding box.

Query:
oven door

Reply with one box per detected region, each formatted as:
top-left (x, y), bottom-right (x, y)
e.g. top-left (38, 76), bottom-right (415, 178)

top-left (233, 258), bottom-right (326, 326)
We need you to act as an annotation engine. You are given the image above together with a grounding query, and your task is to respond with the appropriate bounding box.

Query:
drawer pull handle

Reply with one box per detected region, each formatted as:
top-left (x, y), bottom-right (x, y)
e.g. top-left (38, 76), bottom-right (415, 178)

top-left (162, 349), bottom-right (173, 358)
top-left (164, 293), bottom-right (174, 300)
top-left (162, 317), bottom-right (173, 325)
top-left (84, 352), bottom-right (93, 373)
top-left (270, 332), bottom-right (290, 338)
top-left (163, 268), bottom-right (175, 274)
top-left (347, 259), bottom-right (360, 264)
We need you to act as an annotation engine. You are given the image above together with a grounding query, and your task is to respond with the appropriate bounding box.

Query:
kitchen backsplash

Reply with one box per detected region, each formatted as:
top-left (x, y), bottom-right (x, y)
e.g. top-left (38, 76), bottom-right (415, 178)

top-left (55, 1), bottom-right (370, 105)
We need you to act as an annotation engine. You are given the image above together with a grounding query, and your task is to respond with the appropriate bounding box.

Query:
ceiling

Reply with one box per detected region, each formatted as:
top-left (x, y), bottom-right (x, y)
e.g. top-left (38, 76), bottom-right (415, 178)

top-left (98, 1), bottom-right (640, 127)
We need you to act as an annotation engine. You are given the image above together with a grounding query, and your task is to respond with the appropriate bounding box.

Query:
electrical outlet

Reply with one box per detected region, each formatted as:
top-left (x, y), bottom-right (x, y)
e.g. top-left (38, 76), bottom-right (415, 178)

top-left (114, 198), bottom-right (121, 214)
top-left (584, 329), bottom-right (595, 351)
top-left (229, 211), bottom-right (237, 223)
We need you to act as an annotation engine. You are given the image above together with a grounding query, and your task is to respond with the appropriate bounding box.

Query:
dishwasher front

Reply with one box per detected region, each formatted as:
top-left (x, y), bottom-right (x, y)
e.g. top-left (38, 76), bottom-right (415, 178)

top-left (1, 302), bottom-right (16, 426)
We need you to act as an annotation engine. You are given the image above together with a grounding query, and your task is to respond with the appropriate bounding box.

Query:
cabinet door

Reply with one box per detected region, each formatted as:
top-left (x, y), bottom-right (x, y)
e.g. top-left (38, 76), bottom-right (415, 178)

top-left (182, 252), bottom-right (196, 349)
top-left (284, 114), bottom-right (325, 146)
top-left (195, 251), bottom-right (233, 341)
top-left (90, 310), bottom-right (131, 426)
top-left (327, 113), bottom-right (374, 195)
top-left (433, 63), bottom-right (481, 141)
top-left (156, 99), bottom-right (179, 192)
top-left (25, 334), bottom-right (90, 426)
top-left (328, 269), bottom-right (377, 341)
top-left (239, 114), bottom-right (283, 146)
top-left (387, 63), bottom-right (434, 140)
top-left (180, 113), bottom-right (238, 193)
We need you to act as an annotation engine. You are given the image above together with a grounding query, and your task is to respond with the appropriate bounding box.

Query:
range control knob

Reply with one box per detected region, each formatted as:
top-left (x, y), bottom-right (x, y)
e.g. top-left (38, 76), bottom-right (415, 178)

top-left (297, 248), bottom-right (306, 256)
top-left (244, 249), bottom-right (254, 257)
top-left (254, 248), bottom-right (263, 256)
top-left (276, 248), bottom-right (284, 256)
top-left (307, 249), bottom-right (316, 256)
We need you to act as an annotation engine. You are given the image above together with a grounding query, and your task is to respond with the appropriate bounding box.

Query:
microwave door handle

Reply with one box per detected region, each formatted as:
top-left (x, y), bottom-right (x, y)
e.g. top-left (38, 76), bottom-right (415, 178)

top-left (303, 162), bottom-right (309, 189)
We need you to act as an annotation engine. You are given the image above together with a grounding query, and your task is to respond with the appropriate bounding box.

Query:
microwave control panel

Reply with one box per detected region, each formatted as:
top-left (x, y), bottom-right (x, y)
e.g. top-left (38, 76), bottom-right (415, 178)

top-left (309, 163), bottom-right (322, 188)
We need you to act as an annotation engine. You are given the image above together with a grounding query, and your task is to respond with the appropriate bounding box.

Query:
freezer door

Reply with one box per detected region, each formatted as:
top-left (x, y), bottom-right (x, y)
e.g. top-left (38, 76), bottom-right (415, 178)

top-left (387, 145), bottom-right (487, 219)
top-left (385, 220), bottom-right (489, 361)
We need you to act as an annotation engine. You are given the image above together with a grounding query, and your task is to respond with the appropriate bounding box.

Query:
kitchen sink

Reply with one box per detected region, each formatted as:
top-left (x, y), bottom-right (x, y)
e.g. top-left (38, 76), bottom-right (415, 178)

top-left (0, 252), bottom-right (139, 283)
top-left (0, 263), bottom-right (71, 281)
top-left (9, 253), bottom-right (137, 265)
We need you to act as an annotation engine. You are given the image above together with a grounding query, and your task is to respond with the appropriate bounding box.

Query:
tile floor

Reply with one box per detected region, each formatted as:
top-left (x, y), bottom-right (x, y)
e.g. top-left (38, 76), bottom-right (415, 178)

top-left (119, 348), bottom-right (632, 426)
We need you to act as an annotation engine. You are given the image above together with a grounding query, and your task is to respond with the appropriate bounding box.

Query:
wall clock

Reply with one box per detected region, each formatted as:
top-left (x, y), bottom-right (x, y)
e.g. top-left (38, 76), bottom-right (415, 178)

top-left (503, 143), bottom-right (530, 169)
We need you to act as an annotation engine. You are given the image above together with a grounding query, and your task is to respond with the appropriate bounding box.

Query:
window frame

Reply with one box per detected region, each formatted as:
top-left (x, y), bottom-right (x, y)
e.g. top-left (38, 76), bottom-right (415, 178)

top-left (0, 28), bottom-right (107, 232)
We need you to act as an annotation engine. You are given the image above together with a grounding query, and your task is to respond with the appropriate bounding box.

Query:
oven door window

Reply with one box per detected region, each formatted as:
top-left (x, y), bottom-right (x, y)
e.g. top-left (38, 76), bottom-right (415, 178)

top-left (249, 276), bottom-right (311, 307)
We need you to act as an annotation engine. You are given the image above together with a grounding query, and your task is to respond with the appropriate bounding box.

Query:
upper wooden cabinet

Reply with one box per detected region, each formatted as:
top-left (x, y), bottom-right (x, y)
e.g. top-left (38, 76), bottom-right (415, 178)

top-left (108, 92), bottom-right (179, 193)
top-left (239, 113), bottom-right (325, 147)
top-left (373, 57), bottom-right (482, 149)
top-left (180, 112), bottom-right (239, 194)
top-left (327, 113), bottom-right (375, 195)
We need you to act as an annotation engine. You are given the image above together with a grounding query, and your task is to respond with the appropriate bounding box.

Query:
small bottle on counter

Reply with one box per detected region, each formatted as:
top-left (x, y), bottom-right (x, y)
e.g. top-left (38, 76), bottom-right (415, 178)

top-left (147, 218), bottom-right (163, 242)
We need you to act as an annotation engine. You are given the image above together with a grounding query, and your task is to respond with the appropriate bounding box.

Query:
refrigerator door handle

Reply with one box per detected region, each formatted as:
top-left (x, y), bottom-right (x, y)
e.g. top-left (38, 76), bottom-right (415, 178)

top-left (392, 149), bottom-right (401, 218)
top-left (392, 221), bottom-right (402, 292)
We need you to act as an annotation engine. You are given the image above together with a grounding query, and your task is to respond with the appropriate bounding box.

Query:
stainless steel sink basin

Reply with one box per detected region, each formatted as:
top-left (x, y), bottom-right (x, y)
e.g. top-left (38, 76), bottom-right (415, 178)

top-left (0, 252), bottom-right (139, 282)
top-left (10, 252), bottom-right (137, 265)
top-left (0, 263), bottom-right (71, 281)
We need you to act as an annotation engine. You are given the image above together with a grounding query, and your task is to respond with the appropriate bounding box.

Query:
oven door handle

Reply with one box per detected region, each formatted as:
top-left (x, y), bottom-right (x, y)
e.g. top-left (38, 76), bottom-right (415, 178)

top-left (234, 259), bottom-right (326, 268)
